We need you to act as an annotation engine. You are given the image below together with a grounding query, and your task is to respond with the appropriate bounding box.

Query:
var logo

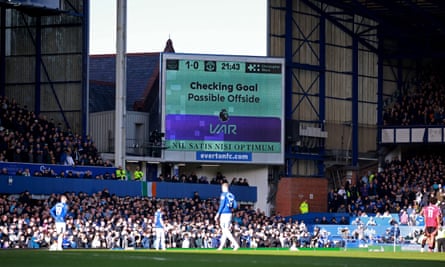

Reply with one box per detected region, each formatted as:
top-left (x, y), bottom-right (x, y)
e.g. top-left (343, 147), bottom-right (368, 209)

top-left (209, 124), bottom-right (237, 135)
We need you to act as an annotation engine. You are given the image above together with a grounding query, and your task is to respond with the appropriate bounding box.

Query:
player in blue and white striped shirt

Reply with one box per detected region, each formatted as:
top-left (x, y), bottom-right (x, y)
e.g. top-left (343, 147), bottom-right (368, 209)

top-left (50, 195), bottom-right (68, 251)
top-left (215, 182), bottom-right (240, 250)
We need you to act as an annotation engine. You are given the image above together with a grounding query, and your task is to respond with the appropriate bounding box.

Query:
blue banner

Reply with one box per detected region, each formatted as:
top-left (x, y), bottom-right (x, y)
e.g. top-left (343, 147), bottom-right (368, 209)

top-left (0, 175), bottom-right (257, 203)
top-left (0, 162), bottom-right (116, 178)
top-left (0, 175), bottom-right (140, 196)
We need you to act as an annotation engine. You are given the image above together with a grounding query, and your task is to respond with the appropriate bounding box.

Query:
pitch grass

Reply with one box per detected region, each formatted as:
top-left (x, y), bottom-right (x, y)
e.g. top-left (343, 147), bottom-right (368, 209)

top-left (1, 248), bottom-right (444, 267)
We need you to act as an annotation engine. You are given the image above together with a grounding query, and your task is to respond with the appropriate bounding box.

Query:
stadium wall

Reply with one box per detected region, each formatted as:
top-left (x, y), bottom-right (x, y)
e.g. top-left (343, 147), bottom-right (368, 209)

top-left (89, 111), bottom-right (151, 154)
top-left (275, 176), bottom-right (328, 216)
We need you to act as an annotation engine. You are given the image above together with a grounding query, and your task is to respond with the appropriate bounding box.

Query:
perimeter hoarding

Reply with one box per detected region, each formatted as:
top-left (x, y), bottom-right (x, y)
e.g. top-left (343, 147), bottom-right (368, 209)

top-left (161, 53), bottom-right (284, 164)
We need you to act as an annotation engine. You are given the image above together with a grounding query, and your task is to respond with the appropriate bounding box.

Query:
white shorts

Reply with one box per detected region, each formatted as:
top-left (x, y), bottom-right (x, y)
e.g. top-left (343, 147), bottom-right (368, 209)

top-left (55, 222), bottom-right (66, 234)
top-left (155, 227), bottom-right (165, 238)
top-left (219, 213), bottom-right (232, 230)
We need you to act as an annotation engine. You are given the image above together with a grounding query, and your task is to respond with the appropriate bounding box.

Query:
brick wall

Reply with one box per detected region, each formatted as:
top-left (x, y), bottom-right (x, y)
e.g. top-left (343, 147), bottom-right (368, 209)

top-left (275, 177), bottom-right (328, 216)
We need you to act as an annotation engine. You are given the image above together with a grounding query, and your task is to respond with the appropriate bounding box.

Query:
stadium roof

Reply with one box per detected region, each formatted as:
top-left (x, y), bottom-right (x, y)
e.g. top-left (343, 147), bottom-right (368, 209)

top-left (89, 53), bottom-right (159, 113)
top-left (89, 39), bottom-right (175, 113)
top-left (316, 0), bottom-right (445, 58)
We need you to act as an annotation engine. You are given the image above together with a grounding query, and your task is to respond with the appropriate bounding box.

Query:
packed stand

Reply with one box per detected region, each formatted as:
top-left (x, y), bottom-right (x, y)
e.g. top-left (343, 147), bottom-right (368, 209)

top-left (383, 69), bottom-right (445, 126)
top-left (1, 190), bottom-right (326, 250)
top-left (325, 154), bottom-right (445, 247)
top-left (0, 96), bottom-right (104, 167)
top-left (328, 155), bottom-right (445, 218)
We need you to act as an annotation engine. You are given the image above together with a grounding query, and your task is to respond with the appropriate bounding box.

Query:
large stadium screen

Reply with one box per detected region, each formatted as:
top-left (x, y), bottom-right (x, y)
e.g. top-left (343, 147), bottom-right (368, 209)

top-left (161, 53), bottom-right (285, 164)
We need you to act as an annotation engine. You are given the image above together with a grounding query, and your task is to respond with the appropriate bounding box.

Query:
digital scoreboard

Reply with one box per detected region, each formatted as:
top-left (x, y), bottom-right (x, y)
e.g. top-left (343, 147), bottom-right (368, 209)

top-left (161, 53), bottom-right (285, 164)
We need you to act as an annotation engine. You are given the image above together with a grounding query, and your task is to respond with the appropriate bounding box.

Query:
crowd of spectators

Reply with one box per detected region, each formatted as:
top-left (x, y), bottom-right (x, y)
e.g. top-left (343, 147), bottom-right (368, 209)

top-left (322, 153), bottom-right (445, 248)
top-left (1, 190), bottom-right (321, 250)
top-left (328, 154), bottom-right (445, 226)
top-left (157, 171), bottom-right (250, 186)
top-left (1, 165), bottom-right (116, 180)
top-left (2, 186), bottom-right (436, 250)
top-left (383, 70), bottom-right (445, 126)
top-left (28, 168), bottom-right (114, 180)
top-left (0, 187), bottom-right (438, 250)
top-left (0, 96), bottom-right (104, 167)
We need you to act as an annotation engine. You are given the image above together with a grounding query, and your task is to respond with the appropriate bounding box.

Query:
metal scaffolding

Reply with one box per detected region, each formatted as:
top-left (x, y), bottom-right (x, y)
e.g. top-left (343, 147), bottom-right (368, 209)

top-left (270, 0), bottom-right (445, 177)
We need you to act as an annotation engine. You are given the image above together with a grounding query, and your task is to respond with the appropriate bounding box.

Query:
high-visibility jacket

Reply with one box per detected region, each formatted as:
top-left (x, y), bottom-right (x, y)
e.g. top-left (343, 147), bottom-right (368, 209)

top-left (299, 201), bottom-right (309, 214)
top-left (134, 170), bottom-right (144, 180)
top-left (116, 169), bottom-right (126, 180)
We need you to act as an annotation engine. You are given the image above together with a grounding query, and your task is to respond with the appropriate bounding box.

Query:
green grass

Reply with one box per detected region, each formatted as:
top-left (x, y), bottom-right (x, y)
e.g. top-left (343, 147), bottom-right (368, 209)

top-left (1, 248), bottom-right (444, 267)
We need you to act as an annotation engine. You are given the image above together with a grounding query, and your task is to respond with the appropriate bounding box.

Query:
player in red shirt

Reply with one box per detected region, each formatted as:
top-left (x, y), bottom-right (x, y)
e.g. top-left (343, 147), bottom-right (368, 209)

top-left (420, 197), bottom-right (442, 252)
